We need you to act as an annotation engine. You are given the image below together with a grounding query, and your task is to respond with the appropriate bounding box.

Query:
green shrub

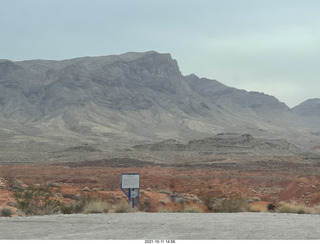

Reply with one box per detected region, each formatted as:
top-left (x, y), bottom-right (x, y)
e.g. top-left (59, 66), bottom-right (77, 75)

top-left (60, 204), bottom-right (74, 214)
top-left (42, 199), bottom-right (63, 215)
top-left (59, 194), bottom-right (93, 214)
top-left (1, 207), bottom-right (13, 217)
top-left (71, 196), bottom-right (86, 213)
top-left (198, 189), bottom-right (225, 211)
top-left (15, 183), bottom-right (62, 215)
top-left (60, 196), bottom-right (109, 214)
top-left (13, 183), bottom-right (114, 216)
top-left (16, 197), bottom-right (63, 216)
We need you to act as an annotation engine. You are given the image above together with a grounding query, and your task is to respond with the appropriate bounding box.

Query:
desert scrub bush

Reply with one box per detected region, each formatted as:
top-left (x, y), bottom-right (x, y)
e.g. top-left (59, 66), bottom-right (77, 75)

top-left (312, 205), bottom-right (320, 214)
top-left (62, 193), bottom-right (77, 199)
top-left (213, 197), bottom-right (249, 213)
top-left (46, 181), bottom-right (61, 188)
top-left (248, 204), bottom-right (267, 213)
top-left (183, 205), bottom-right (203, 213)
top-left (198, 189), bottom-right (225, 211)
top-left (15, 183), bottom-right (63, 215)
top-left (59, 195), bottom-right (109, 214)
top-left (0, 207), bottom-right (13, 217)
top-left (60, 204), bottom-right (74, 214)
top-left (114, 202), bottom-right (130, 213)
top-left (158, 189), bottom-right (172, 195)
top-left (83, 199), bottom-right (109, 214)
top-left (16, 196), bottom-right (63, 216)
top-left (267, 203), bottom-right (277, 212)
top-left (63, 194), bottom-right (96, 214)
top-left (14, 184), bottom-right (111, 215)
top-left (276, 201), bottom-right (312, 214)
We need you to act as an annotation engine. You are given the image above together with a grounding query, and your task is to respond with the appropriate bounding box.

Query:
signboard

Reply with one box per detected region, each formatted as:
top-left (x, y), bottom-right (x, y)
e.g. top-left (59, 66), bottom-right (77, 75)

top-left (121, 174), bottom-right (140, 189)
top-left (121, 173), bottom-right (140, 208)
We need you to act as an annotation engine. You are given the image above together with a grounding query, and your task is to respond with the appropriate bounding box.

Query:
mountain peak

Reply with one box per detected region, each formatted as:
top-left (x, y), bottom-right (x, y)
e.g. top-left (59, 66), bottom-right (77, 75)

top-left (293, 98), bottom-right (320, 117)
top-left (0, 59), bottom-right (23, 76)
top-left (119, 50), bottom-right (165, 60)
top-left (118, 51), bottom-right (181, 77)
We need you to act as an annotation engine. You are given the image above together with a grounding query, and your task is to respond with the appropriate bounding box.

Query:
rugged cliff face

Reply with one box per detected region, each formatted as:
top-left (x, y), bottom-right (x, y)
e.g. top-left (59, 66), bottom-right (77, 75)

top-left (0, 51), bottom-right (318, 160)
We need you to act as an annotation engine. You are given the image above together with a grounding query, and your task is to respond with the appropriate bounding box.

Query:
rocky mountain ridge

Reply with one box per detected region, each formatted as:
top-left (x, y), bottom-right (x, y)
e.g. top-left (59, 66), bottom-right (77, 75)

top-left (0, 51), bottom-right (319, 162)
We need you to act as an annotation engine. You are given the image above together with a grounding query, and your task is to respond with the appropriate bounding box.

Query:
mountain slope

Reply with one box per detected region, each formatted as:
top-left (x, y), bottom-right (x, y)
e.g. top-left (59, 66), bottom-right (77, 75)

top-left (0, 51), bottom-right (316, 155)
top-left (292, 99), bottom-right (320, 132)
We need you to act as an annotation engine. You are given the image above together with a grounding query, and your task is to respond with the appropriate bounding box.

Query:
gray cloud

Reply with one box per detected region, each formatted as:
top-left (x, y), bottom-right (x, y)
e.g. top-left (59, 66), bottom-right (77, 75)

top-left (1, 0), bottom-right (319, 107)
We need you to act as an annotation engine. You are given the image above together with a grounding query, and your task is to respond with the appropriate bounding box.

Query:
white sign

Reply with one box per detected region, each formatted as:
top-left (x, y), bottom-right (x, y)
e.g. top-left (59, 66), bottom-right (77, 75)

top-left (121, 174), bottom-right (140, 189)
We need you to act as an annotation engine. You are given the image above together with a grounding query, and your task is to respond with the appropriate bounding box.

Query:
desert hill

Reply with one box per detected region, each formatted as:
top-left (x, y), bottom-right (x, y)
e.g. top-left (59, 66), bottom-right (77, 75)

top-left (133, 133), bottom-right (303, 156)
top-left (292, 99), bottom-right (320, 133)
top-left (0, 51), bottom-right (319, 162)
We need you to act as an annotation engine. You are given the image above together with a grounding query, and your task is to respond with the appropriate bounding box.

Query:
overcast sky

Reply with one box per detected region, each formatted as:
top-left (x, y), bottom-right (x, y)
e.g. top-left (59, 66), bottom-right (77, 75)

top-left (1, 0), bottom-right (320, 108)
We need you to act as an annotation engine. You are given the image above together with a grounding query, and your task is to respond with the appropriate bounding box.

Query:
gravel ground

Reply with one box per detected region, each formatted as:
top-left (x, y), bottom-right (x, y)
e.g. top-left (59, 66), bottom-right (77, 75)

top-left (0, 212), bottom-right (320, 240)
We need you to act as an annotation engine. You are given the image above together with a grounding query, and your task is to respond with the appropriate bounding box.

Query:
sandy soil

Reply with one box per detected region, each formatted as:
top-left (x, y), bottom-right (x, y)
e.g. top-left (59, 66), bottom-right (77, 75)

top-left (1, 155), bottom-right (320, 240)
top-left (1, 156), bottom-right (320, 212)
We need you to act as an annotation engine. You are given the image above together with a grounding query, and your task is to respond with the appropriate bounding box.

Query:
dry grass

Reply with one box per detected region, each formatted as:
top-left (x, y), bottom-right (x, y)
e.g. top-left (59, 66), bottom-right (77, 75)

top-left (213, 197), bottom-right (249, 213)
top-left (113, 202), bottom-right (130, 213)
top-left (311, 205), bottom-right (320, 214)
top-left (83, 199), bottom-right (109, 214)
top-left (248, 201), bottom-right (320, 214)
top-left (276, 201), bottom-right (313, 214)
top-left (183, 205), bottom-right (203, 213)
top-left (158, 207), bottom-right (171, 213)
top-left (249, 204), bottom-right (268, 213)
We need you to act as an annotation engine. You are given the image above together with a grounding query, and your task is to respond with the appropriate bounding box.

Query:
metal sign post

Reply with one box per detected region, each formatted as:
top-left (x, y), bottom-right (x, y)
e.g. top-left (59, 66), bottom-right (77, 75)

top-left (121, 173), bottom-right (140, 208)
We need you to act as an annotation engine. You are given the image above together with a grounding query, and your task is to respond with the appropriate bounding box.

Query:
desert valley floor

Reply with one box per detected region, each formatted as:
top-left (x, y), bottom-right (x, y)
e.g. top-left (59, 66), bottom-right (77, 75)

top-left (1, 154), bottom-right (320, 213)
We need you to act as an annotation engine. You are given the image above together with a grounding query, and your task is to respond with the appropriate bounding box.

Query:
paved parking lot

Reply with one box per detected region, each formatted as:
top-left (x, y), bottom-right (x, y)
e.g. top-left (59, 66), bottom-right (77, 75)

top-left (0, 212), bottom-right (320, 240)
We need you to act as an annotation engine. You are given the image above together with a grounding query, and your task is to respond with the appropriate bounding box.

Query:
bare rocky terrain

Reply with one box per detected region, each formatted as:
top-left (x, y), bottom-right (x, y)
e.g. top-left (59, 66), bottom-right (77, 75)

top-left (133, 133), bottom-right (305, 157)
top-left (0, 51), bottom-right (320, 163)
